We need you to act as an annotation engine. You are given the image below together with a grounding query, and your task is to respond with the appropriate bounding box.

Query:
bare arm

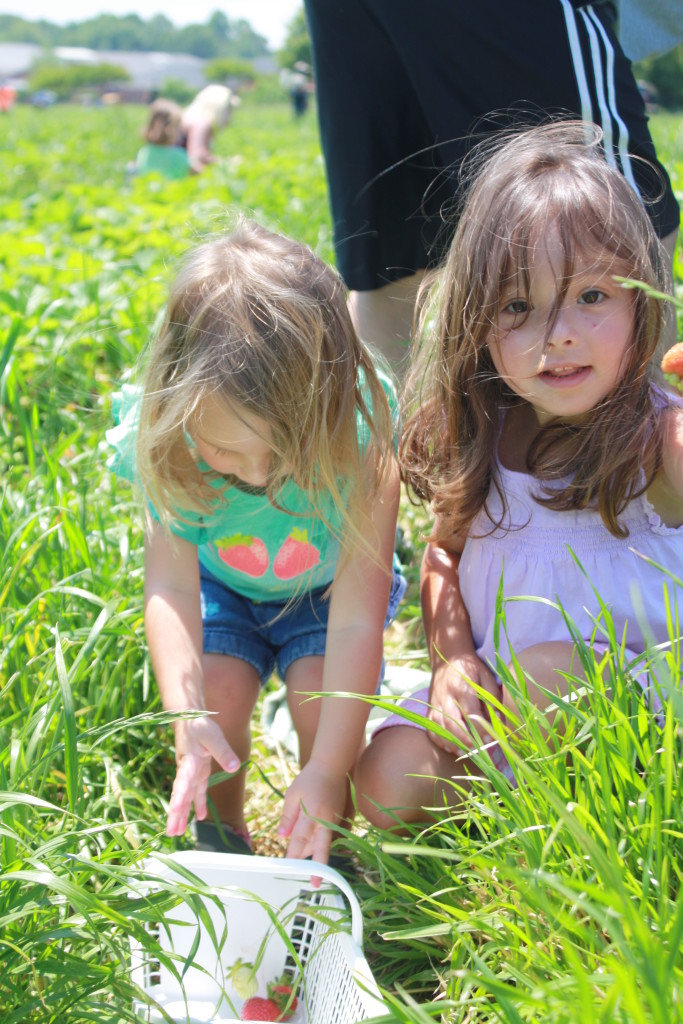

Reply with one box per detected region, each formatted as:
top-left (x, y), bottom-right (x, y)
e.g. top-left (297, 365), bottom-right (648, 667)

top-left (144, 521), bottom-right (240, 834)
top-left (280, 459), bottom-right (401, 862)
top-left (661, 405), bottom-right (683, 506)
top-left (421, 527), bottom-right (498, 752)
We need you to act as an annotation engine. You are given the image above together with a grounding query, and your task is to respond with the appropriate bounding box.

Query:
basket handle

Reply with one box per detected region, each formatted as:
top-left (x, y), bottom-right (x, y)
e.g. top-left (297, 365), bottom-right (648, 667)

top-left (143, 852), bottom-right (366, 946)
top-left (223, 855), bottom-right (365, 945)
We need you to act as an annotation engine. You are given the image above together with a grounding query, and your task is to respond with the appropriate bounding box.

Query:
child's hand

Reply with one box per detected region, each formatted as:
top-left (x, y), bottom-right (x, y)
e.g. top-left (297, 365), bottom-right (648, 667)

top-left (427, 653), bottom-right (499, 754)
top-left (166, 717), bottom-right (241, 837)
top-left (277, 762), bottom-right (346, 864)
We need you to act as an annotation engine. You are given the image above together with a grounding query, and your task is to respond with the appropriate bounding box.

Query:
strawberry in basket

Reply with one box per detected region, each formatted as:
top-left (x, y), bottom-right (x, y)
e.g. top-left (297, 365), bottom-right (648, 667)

top-left (229, 959), bottom-right (259, 1001)
top-left (267, 974), bottom-right (298, 1018)
top-left (240, 972), bottom-right (299, 1021)
top-left (240, 996), bottom-right (283, 1021)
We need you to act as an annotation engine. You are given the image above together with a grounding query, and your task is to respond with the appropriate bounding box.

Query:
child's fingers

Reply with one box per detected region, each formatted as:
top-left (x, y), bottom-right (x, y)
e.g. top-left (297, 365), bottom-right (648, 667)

top-left (428, 698), bottom-right (476, 750)
top-left (307, 823), bottom-right (331, 868)
top-left (166, 754), bottom-right (204, 836)
top-left (204, 729), bottom-right (241, 775)
top-left (277, 791), bottom-right (299, 841)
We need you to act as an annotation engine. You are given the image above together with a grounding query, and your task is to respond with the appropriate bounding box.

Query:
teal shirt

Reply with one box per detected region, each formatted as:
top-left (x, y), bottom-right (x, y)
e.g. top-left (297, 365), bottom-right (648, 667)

top-left (135, 143), bottom-right (190, 181)
top-left (107, 370), bottom-right (398, 602)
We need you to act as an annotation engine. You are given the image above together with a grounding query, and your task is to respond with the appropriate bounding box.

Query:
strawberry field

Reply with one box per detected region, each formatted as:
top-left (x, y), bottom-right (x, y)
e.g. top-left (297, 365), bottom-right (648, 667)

top-left (1, 97), bottom-right (682, 1023)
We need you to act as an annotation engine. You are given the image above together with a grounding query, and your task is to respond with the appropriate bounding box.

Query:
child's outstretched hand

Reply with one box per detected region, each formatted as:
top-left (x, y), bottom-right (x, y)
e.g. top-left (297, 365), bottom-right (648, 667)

top-left (277, 761), bottom-right (346, 865)
top-left (166, 716), bottom-right (241, 837)
top-left (427, 653), bottom-right (499, 754)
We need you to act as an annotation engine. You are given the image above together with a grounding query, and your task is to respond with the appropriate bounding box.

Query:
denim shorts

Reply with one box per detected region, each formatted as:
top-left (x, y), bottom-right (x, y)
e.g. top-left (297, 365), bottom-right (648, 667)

top-left (200, 565), bottom-right (406, 684)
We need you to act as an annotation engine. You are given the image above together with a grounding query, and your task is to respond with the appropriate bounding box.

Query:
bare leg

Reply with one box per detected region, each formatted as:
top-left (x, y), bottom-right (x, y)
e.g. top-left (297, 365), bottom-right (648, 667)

top-left (286, 656), bottom-right (368, 825)
top-left (285, 655), bottom-right (324, 766)
top-left (500, 641), bottom-right (590, 731)
top-left (355, 641), bottom-right (591, 827)
top-left (348, 271), bottom-right (425, 381)
top-left (354, 723), bottom-right (479, 829)
top-left (202, 652), bottom-right (261, 832)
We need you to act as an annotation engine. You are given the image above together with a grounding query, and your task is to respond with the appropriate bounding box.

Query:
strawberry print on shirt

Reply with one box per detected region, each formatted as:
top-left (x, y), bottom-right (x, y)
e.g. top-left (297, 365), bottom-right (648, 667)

top-left (273, 528), bottom-right (321, 580)
top-left (217, 535), bottom-right (269, 577)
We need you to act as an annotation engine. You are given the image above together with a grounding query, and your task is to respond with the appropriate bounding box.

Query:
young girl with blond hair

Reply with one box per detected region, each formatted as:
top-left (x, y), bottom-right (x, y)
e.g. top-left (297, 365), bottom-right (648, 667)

top-left (109, 220), bottom-right (404, 862)
top-left (355, 121), bottom-right (683, 826)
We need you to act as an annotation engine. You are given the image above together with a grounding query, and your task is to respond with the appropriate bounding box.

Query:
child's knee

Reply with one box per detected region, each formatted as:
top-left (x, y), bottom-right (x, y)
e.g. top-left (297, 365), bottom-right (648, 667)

top-left (354, 727), bottom-right (430, 827)
top-left (203, 653), bottom-right (261, 719)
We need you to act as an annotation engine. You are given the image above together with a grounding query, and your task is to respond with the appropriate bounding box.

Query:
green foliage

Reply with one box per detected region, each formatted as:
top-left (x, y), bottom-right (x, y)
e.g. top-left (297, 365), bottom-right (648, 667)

top-left (278, 7), bottom-right (312, 70)
top-left (0, 96), bottom-right (332, 1021)
top-left (205, 56), bottom-right (257, 85)
top-left (157, 78), bottom-right (195, 106)
top-left (0, 98), bottom-right (681, 1023)
top-left (348, 619), bottom-right (683, 1022)
top-left (28, 62), bottom-right (130, 99)
top-left (634, 44), bottom-right (683, 109)
top-left (0, 11), bottom-right (269, 59)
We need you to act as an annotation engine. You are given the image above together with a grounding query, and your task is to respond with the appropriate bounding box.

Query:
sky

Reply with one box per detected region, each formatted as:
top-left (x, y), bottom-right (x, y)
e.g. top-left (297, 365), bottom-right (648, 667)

top-left (0, 1), bottom-right (303, 50)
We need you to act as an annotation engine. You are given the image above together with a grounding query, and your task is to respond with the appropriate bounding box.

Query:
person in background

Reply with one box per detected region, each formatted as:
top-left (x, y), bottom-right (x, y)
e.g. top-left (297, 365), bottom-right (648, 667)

top-left (178, 83), bottom-right (240, 174)
top-left (280, 61), bottom-right (313, 118)
top-left (0, 84), bottom-right (17, 113)
top-left (354, 121), bottom-right (682, 826)
top-left (304, 0), bottom-right (680, 379)
top-left (134, 98), bottom-right (190, 181)
top-left (108, 221), bottom-right (405, 865)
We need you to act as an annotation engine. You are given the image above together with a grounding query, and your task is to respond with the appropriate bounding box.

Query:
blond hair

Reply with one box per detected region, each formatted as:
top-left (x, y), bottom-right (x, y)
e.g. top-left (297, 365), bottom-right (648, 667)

top-left (143, 98), bottom-right (182, 146)
top-left (137, 220), bottom-right (394, 554)
top-left (183, 84), bottom-right (238, 129)
top-left (401, 120), bottom-right (672, 540)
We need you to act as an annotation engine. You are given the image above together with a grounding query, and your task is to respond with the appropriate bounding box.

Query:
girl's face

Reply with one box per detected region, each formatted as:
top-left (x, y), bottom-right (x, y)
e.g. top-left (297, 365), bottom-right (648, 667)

top-left (487, 225), bottom-right (635, 426)
top-left (190, 394), bottom-right (274, 487)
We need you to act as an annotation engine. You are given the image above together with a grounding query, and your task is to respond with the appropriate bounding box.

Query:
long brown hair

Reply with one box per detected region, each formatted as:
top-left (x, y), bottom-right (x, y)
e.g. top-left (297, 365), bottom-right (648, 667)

top-left (136, 219), bottom-right (394, 553)
top-left (401, 121), bottom-right (672, 540)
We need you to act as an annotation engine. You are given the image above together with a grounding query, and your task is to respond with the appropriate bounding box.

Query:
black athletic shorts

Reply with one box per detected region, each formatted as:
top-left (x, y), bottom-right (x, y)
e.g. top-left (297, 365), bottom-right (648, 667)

top-left (305, 0), bottom-right (680, 291)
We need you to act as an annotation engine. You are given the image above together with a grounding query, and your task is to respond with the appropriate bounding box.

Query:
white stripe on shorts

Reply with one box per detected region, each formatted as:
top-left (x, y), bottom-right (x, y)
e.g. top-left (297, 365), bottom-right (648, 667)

top-left (583, 3), bottom-right (641, 196)
top-left (560, 0), bottom-right (642, 201)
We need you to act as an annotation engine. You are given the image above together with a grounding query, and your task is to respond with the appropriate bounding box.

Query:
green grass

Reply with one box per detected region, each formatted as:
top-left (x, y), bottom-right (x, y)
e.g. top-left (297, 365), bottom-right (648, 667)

top-left (1, 98), bottom-right (681, 1022)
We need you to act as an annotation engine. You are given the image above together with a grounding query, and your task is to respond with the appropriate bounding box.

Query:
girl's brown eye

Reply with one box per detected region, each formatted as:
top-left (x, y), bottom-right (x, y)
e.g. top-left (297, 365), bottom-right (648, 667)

top-left (504, 299), bottom-right (528, 315)
top-left (578, 289), bottom-right (604, 306)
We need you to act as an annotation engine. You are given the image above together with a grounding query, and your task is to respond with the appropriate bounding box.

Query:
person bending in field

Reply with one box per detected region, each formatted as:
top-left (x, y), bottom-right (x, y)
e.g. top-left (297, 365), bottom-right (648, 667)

top-left (354, 121), bottom-right (683, 825)
top-left (134, 98), bottom-right (190, 181)
top-left (108, 220), bottom-right (405, 863)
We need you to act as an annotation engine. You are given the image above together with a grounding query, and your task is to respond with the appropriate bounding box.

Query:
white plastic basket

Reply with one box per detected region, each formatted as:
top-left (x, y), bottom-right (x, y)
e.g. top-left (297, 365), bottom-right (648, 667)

top-left (130, 851), bottom-right (387, 1024)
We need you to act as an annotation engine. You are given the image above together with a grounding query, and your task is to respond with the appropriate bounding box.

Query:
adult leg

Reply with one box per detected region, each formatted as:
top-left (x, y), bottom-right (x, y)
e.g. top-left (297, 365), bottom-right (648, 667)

top-left (305, 0), bottom-right (444, 381)
top-left (349, 271), bottom-right (425, 381)
top-left (202, 652), bottom-right (261, 834)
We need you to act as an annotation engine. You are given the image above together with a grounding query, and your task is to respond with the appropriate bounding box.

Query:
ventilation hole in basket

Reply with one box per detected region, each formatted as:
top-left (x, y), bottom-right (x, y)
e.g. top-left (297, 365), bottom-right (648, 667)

top-left (145, 920), bottom-right (162, 988)
top-left (283, 890), bottom-right (324, 973)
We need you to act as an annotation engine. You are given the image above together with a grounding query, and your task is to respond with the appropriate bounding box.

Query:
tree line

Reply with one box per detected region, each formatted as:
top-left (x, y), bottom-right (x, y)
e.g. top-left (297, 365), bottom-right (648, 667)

top-left (0, 11), bottom-right (269, 59)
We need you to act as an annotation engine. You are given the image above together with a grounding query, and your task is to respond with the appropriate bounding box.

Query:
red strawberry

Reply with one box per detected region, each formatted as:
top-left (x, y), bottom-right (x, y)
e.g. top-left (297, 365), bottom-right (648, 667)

top-left (217, 534), bottom-right (269, 577)
top-left (272, 528), bottom-right (320, 580)
top-left (240, 996), bottom-right (282, 1021)
top-left (661, 342), bottom-right (683, 377)
top-left (267, 975), bottom-right (298, 1019)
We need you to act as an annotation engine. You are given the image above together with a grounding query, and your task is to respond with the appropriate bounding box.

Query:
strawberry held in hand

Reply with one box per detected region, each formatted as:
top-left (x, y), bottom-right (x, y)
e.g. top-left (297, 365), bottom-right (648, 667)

top-left (662, 342), bottom-right (683, 377)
